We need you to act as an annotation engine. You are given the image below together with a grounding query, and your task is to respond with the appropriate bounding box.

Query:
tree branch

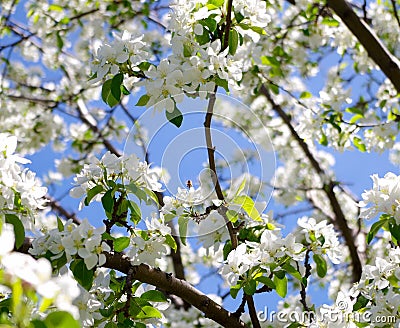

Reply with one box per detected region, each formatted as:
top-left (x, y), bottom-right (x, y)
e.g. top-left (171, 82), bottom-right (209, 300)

top-left (45, 195), bottom-right (81, 225)
top-left (326, 0), bottom-right (400, 93)
top-left (259, 84), bottom-right (362, 282)
top-left (106, 253), bottom-right (247, 327)
top-left (17, 239), bottom-right (248, 328)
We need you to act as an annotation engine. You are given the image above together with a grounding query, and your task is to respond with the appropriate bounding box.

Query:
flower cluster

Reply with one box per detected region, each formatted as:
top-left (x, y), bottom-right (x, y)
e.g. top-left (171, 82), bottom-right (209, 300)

top-left (0, 223), bottom-right (80, 318)
top-left (127, 214), bottom-right (171, 267)
top-left (30, 218), bottom-right (110, 270)
top-left (70, 151), bottom-right (162, 210)
top-left (220, 216), bottom-right (305, 286)
top-left (359, 172), bottom-right (400, 224)
top-left (90, 30), bottom-right (151, 83)
top-left (0, 134), bottom-right (47, 229)
top-left (297, 217), bottom-right (343, 264)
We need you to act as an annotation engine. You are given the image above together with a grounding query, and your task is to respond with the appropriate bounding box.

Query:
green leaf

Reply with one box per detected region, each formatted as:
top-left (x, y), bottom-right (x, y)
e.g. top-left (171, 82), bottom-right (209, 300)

top-left (243, 279), bottom-right (257, 295)
top-left (313, 254), bottom-right (327, 278)
top-left (183, 43), bottom-right (192, 57)
top-left (349, 114), bottom-right (363, 124)
top-left (44, 311), bottom-right (80, 328)
top-left (5, 214), bottom-right (25, 249)
top-left (282, 263), bottom-right (302, 281)
top-left (319, 132), bottom-right (328, 146)
top-left (353, 294), bottom-right (369, 311)
top-left (223, 240), bottom-right (232, 260)
top-left (111, 73), bottom-right (123, 101)
top-left (56, 32), bottom-right (64, 50)
top-left (128, 200), bottom-right (142, 224)
top-left (70, 259), bottom-right (94, 291)
top-left (102, 79), bottom-right (119, 107)
top-left (200, 17), bottom-right (217, 32)
top-left (84, 185), bottom-right (104, 206)
top-left (195, 29), bottom-right (210, 45)
top-left (226, 210), bottom-right (238, 223)
top-left (215, 77), bottom-right (229, 92)
top-left (138, 61), bottom-right (151, 71)
top-left (353, 137), bottom-right (366, 152)
top-left (346, 107), bottom-right (364, 115)
top-left (140, 290), bottom-right (167, 302)
top-left (165, 105), bottom-right (183, 128)
top-left (121, 84), bottom-right (130, 95)
top-left (207, 0), bottom-right (224, 6)
top-left (126, 183), bottom-right (147, 203)
top-left (367, 216), bottom-right (392, 244)
top-left (322, 17), bottom-right (340, 27)
top-left (249, 25), bottom-right (267, 35)
top-left (261, 55), bottom-right (280, 68)
top-left (233, 195), bottom-right (262, 221)
top-left (255, 276), bottom-right (276, 289)
top-left (178, 216), bottom-right (189, 245)
top-left (165, 234), bottom-right (177, 251)
top-left (57, 216), bottom-right (64, 232)
top-left (233, 176), bottom-right (247, 198)
top-left (228, 29), bottom-right (239, 56)
top-left (300, 91), bottom-right (312, 99)
top-left (389, 222), bottom-right (400, 243)
top-left (30, 320), bottom-right (48, 328)
top-left (101, 189), bottom-right (114, 214)
top-left (268, 82), bottom-right (279, 95)
top-left (230, 284), bottom-right (241, 299)
top-left (114, 237), bottom-right (130, 252)
top-left (49, 4), bottom-right (63, 11)
top-left (135, 306), bottom-right (162, 319)
top-left (273, 274), bottom-right (287, 298)
top-left (234, 11), bottom-right (245, 23)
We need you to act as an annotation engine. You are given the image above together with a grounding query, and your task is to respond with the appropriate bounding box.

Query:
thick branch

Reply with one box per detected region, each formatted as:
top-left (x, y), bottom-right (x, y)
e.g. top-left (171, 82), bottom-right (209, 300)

top-left (17, 239), bottom-right (247, 328)
top-left (326, 0), bottom-right (400, 93)
top-left (259, 85), bottom-right (362, 282)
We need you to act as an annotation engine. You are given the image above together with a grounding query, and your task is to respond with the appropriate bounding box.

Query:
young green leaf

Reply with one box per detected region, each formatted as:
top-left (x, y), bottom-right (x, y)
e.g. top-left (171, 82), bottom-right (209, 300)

top-left (135, 94), bottom-right (150, 106)
top-left (101, 79), bottom-right (119, 107)
top-left (70, 259), bottom-right (94, 291)
top-left (230, 284), bottom-right (241, 299)
top-left (228, 29), bottom-right (239, 55)
top-left (243, 279), bottom-right (257, 295)
top-left (273, 274), bottom-right (288, 298)
top-left (367, 216), bottom-right (391, 244)
top-left (313, 254), bottom-right (327, 278)
top-left (128, 200), bottom-right (142, 224)
top-left (233, 195), bottom-right (262, 221)
top-left (135, 306), bottom-right (162, 319)
top-left (101, 189), bottom-right (115, 214)
top-left (165, 234), bottom-right (177, 251)
top-left (85, 185), bottom-right (104, 206)
top-left (5, 214), bottom-right (25, 249)
top-left (165, 105), bottom-right (183, 128)
top-left (140, 290), bottom-right (167, 302)
top-left (44, 311), bottom-right (80, 328)
top-left (178, 216), bottom-right (189, 245)
top-left (255, 276), bottom-right (276, 290)
top-left (111, 73), bottom-right (123, 101)
top-left (57, 216), bottom-right (64, 232)
top-left (113, 236), bottom-right (130, 252)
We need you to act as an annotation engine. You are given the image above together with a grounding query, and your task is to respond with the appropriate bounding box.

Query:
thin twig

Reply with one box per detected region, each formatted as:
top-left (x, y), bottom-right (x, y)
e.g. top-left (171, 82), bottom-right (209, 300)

top-left (390, 0), bottom-right (400, 30)
top-left (259, 85), bottom-right (362, 282)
